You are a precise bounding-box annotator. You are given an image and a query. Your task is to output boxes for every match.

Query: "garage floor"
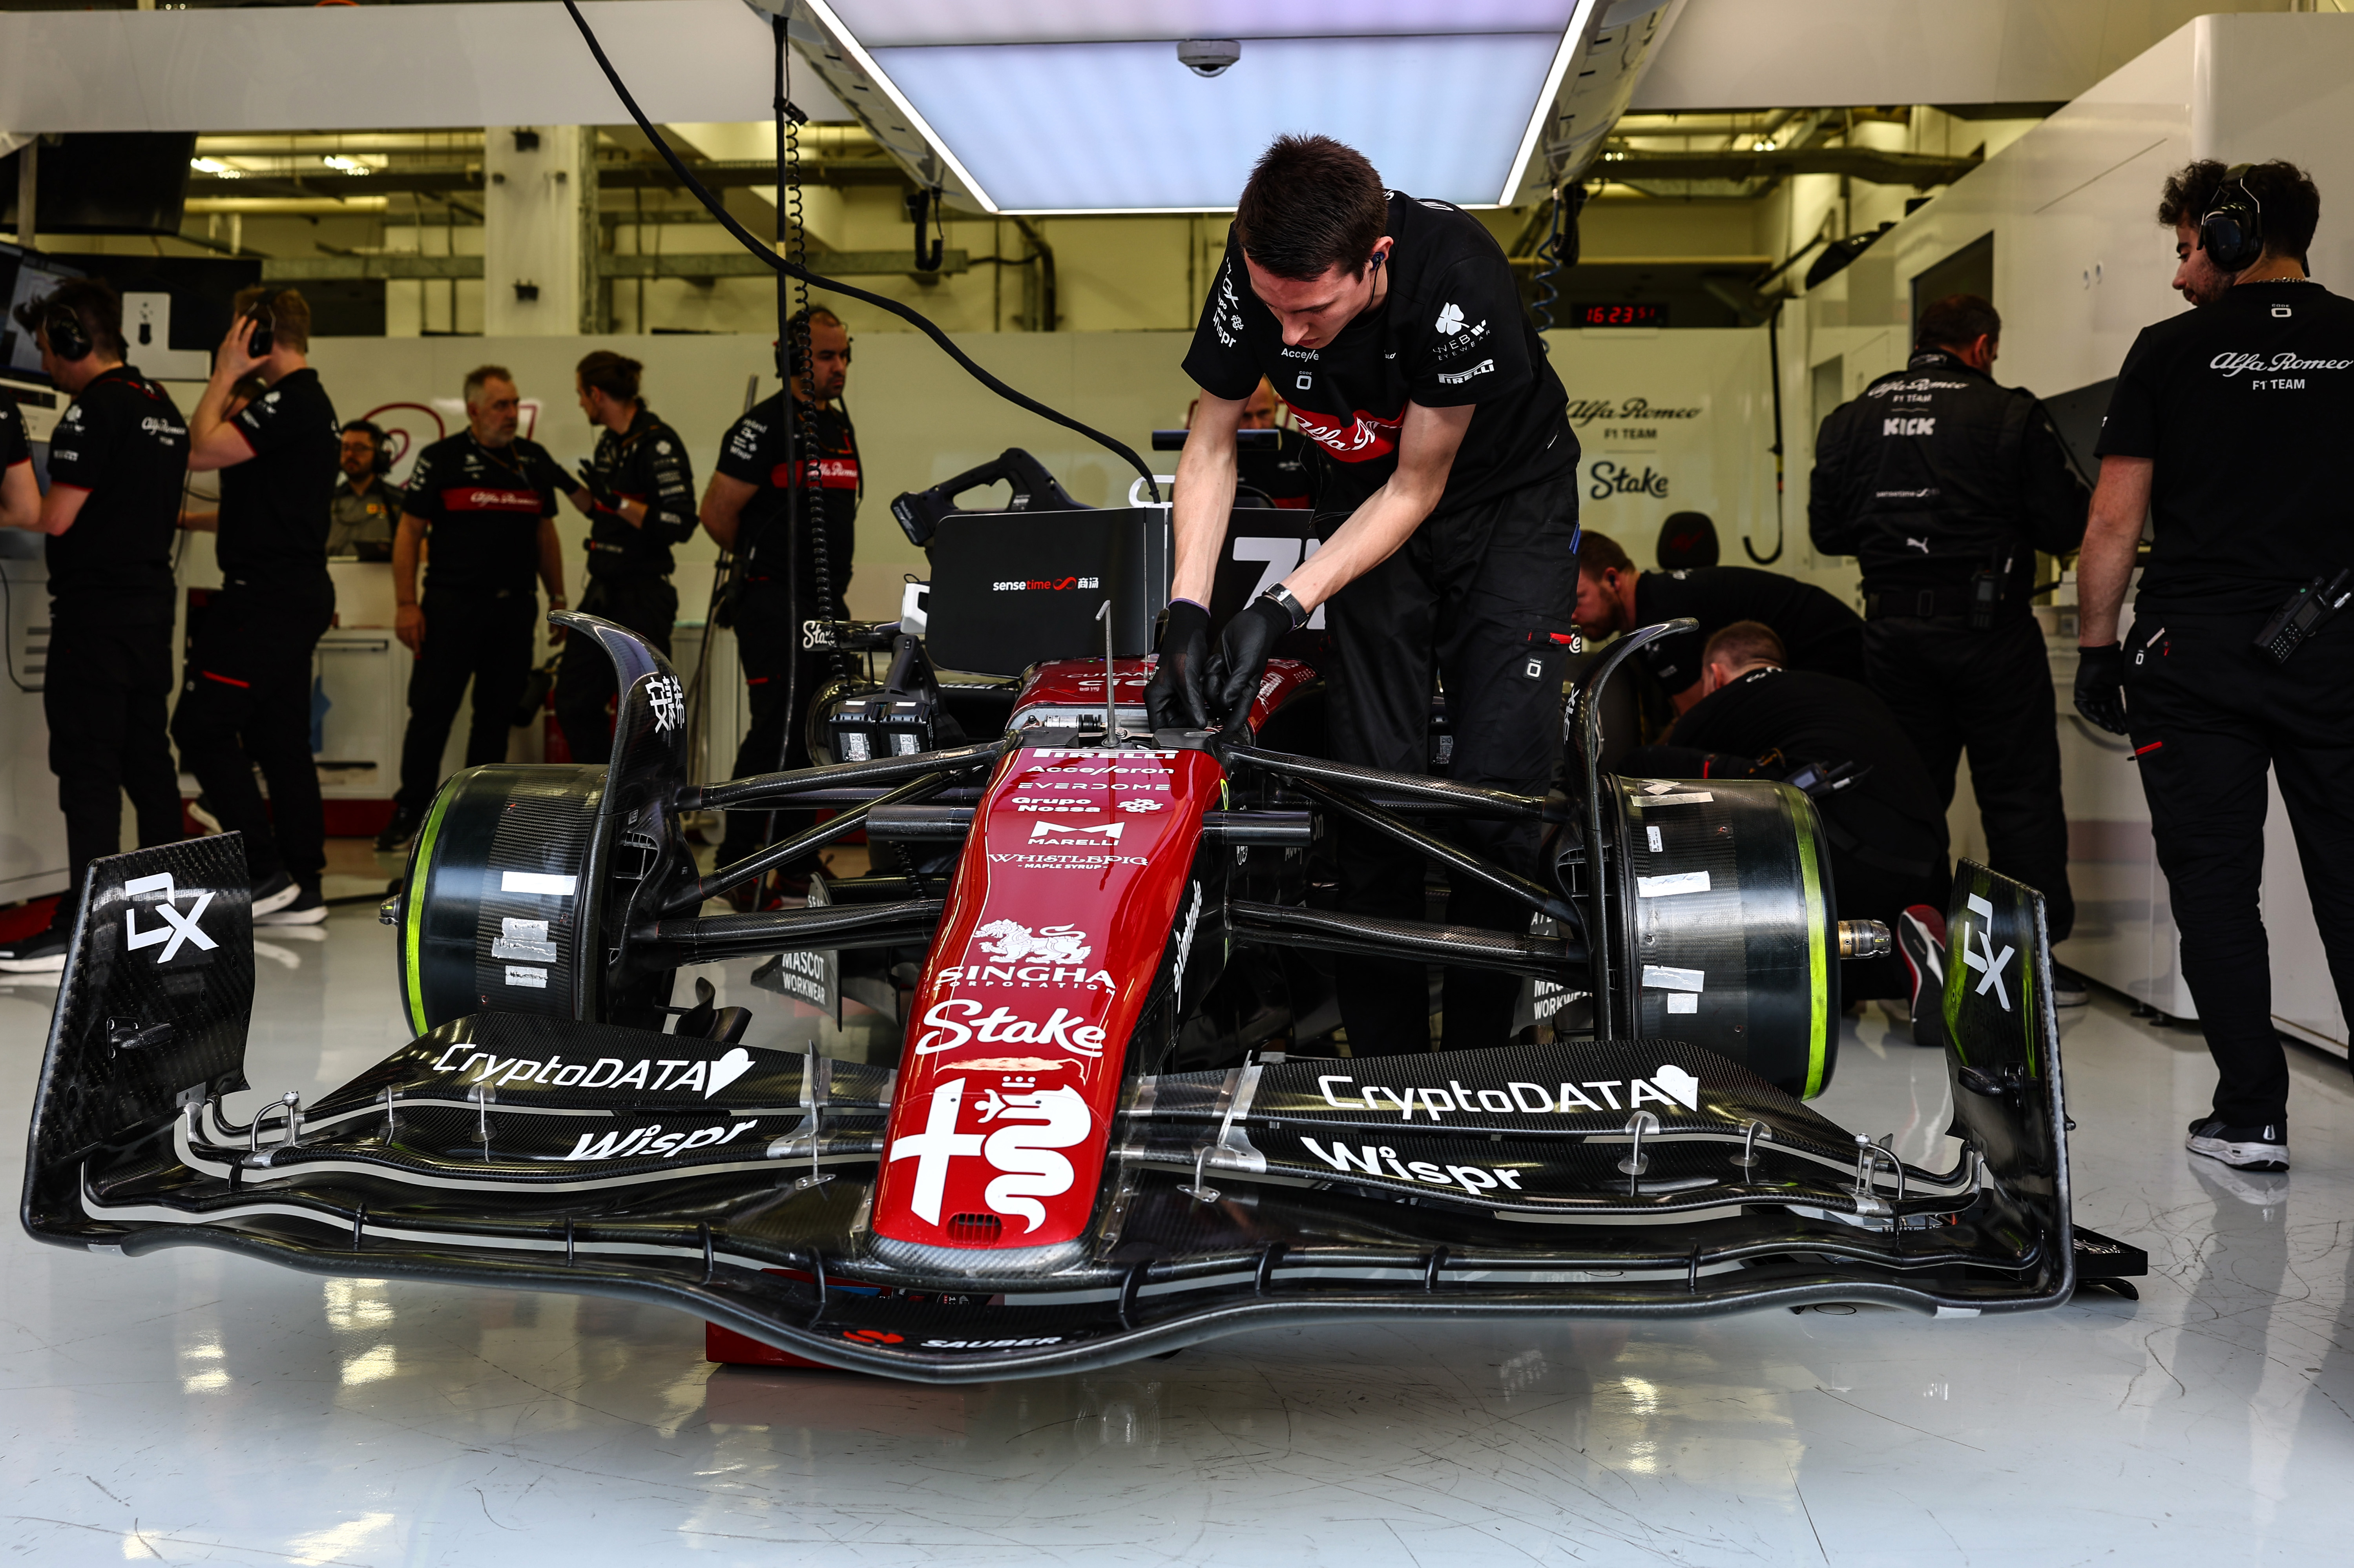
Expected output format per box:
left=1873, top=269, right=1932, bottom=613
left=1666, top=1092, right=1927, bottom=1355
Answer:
left=4, top=901, right=2350, bottom=1566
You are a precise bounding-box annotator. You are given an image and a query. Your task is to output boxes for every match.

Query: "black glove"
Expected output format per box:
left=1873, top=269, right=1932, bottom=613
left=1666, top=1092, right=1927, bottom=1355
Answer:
left=1205, top=597, right=1291, bottom=733
left=575, top=461, right=620, bottom=514
left=2073, top=642, right=2130, bottom=735
left=1144, top=598, right=1213, bottom=730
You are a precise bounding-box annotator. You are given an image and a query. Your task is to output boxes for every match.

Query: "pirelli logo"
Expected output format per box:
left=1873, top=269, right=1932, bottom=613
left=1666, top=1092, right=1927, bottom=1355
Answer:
left=1883, top=416, right=1936, bottom=436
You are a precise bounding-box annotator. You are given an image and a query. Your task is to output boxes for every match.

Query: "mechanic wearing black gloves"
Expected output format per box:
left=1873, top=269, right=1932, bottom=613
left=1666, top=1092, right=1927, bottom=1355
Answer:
left=702, top=306, right=860, bottom=903
left=2076, top=159, right=2354, bottom=1176
left=1152, top=135, right=1582, bottom=1056
left=176, top=288, right=342, bottom=925
left=1569, top=531, right=1863, bottom=713
left=1810, top=293, right=2089, bottom=970
left=1623, top=622, right=1950, bottom=1020
left=553, top=351, right=696, bottom=764
left=0, top=281, right=188, bottom=974
left=376, top=366, right=575, bottom=852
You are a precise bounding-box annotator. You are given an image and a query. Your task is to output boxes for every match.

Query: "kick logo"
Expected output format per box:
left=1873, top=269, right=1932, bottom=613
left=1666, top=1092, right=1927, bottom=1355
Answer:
left=1960, top=892, right=2015, bottom=1011
left=123, top=872, right=217, bottom=963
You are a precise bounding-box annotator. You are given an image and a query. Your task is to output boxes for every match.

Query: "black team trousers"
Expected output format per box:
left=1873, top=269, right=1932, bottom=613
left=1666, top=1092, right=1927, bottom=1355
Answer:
left=719, top=573, right=847, bottom=867
left=393, top=588, right=539, bottom=812
left=1863, top=612, right=2075, bottom=941
left=1322, top=473, right=1582, bottom=1056
left=554, top=575, right=677, bottom=766
left=44, top=605, right=184, bottom=920
left=2125, top=612, right=2354, bottom=1129
left=171, top=578, right=334, bottom=887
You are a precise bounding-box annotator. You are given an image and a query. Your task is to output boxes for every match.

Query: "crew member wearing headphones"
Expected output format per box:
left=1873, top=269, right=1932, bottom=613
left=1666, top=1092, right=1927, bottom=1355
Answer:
left=2075, top=159, right=2354, bottom=1176
left=175, top=288, right=343, bottom=925
left=1150, top=135, right=1582, bottom=1055
left=1809, top=294, right=2090, bottom=997
left=376, top=366, right=577, bottom=853
left=0, top=281, right=189, bottom=973
left=701, top=306, right=859, bottom=906
left=328, top=419, right=402, bottom=558
left=554, top=351, right=697, bottom=764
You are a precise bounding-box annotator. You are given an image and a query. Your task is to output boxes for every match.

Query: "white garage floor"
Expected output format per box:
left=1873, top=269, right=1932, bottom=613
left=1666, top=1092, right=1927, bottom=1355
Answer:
left=4, top=904, right=2352, bottom=1566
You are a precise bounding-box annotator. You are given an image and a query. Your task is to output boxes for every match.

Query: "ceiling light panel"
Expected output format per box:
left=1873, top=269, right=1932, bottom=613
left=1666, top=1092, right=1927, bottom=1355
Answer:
left=868, top=35, right=1560, bottom=212
left=828, top=1, right=1577, bottom=47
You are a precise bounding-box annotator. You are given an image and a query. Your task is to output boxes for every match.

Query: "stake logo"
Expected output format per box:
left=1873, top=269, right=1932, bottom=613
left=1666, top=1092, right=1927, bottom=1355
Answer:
left=1960, top=892, right=2016, bottom=1012
left=912, top=1001, right=1108, bottom=1057
left=123, top=872, right=217, bottom=963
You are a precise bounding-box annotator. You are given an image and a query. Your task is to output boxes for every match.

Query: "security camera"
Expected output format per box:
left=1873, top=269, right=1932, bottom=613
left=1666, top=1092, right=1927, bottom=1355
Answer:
left=1177, top=39, right=1241, bottom=77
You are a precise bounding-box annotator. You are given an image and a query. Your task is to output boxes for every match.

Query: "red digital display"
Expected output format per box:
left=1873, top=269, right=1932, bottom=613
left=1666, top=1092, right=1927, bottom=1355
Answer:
left=1576, top=303, right=1669, bottom=328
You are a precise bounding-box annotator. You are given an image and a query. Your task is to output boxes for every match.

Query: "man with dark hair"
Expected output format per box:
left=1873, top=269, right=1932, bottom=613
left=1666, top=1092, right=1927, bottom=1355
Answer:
left=176, top=287, right=342, bottom=924
left=554, top=350, right=696, bottom=764
left=1810, top=293, right=2089, bottom=992
left=1151, top=133, right=1582, bottom=1055
left=1570, top=529, right=1864, bottom=708
left=1624, top=620, right=1950, bottom=1012
left=376, top=365, right=581, bottom=851
left=0, top=279, right=188, bottom=973
left=328, top=419, right=402, bottom=558
left=2074, top=157, right=2354, bottom=1176
left=703, top=306, right=859, bottom=904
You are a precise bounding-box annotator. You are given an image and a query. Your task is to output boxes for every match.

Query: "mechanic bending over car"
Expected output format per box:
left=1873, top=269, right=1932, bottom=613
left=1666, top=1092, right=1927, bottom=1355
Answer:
left=176, top=287, right=342, bottom=928
left=1148, top=133, right=1583, bottom=1057
left=1622, top=621, right=1950, bottom=1023
left=376, top=365, right=584, bottom=853
left=553, top=351, right=696, bottom=765
left=1810, top=293, right=2090, bottom=995
left=2075, top=158, right=2354, bottom=1177
left=1569, top=530, right=1864, bottom=715
left=701, top=305, right=861, bottom=906
left=0, top=279, right=188, bottom=974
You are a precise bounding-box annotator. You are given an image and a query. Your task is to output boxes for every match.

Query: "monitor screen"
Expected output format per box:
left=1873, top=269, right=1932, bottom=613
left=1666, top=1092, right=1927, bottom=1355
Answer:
left=0, top=242, right=86, bottom=385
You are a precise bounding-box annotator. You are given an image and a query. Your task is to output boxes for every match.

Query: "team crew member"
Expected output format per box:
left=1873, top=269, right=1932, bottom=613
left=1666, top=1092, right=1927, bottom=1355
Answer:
left=1810, top=293, right=2090, bottom=959
left=2075, top=159, right=2354, bottom=1175
left=1237, top=377, right=1318, bottom=508
left=1, top=388, right=36, bottom=530
left=327, top=419, right=402, bottom=558
left=376, top=366, right=576, bottom=851
left=1569, top=531, right=1865, bottom=708
left=554, top=352, right=696, bottom=764
left=0, top=281, right=187, bottom=973
left=1151, top=135, right=1583, bottom=1056
left=702, top=306, right=859, bottom=898
left=176, top=288, right=342, bottom=924
left=1624, top=622, right=1950, bottom=1013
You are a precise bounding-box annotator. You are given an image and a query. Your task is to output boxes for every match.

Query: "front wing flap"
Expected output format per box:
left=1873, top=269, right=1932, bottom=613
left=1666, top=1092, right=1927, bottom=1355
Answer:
left=24, top=850, right=2135, bottom=1382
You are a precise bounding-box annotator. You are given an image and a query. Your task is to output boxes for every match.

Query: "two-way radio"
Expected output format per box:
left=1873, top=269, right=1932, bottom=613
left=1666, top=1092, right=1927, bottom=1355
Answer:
left=2253, top=565, right=2353, bottom=664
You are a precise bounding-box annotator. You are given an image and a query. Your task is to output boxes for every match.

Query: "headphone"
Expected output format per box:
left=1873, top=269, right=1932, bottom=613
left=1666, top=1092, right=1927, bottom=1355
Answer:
left=345, top=419, right=393, bottom=475
left=41, top=299, right=92, bottom=363
left=779, top=306, right=850, bottom=380
left=2199, top=164, right=2266, bottom=273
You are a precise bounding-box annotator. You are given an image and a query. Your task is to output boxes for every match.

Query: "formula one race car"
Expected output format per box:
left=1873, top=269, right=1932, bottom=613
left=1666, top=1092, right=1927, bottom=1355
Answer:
left=22, top=566, right=2144, bottom=1382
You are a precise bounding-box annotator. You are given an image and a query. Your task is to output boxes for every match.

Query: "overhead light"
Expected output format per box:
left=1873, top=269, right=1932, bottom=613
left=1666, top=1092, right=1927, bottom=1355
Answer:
left=1752, top=139, right=1774, bottom=152
left=323, top=155, right=372, bottom=175
left=804, top=0, right=1600, bottom=214
left=190, top=157, right=240, bottom=177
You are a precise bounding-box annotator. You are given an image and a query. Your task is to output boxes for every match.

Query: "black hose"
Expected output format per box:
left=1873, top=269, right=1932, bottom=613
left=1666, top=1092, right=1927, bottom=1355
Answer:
left=1745, top=299, right=1787, bottom=564
left=558, top=0, right=1159, bottom=503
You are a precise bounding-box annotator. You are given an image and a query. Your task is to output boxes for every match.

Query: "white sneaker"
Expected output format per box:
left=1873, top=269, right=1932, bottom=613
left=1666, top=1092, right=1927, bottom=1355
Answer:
left=250, top=871, right=301, bottom=918
left=255, top=883, right=326, bottom=925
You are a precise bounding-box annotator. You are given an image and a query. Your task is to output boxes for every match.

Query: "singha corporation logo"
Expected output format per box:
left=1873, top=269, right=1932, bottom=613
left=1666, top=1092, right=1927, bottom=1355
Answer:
left=644, top=674, right=685, bottom=736
left=973, top=920, right=1092, bottom=966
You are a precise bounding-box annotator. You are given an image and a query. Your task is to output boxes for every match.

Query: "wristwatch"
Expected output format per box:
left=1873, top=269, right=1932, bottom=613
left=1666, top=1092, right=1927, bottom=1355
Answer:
left=1259, top=583, right=1308, bottom=630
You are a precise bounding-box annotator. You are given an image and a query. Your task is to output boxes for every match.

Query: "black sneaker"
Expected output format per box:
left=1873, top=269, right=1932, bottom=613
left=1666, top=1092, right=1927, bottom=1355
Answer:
left=374, top=807, right=420, bottom=853
left=188, top=794, right=223, bottom=835
left=255, top=882, right=326, bottom=926
left=1896, top=904, right=1946, bottom=1048
left=2052, top=963, right=2091, bottom=1008
left=2186, top=1118, right=2289, bottom=1172
left=251, top=870, right=300, bottom=919
left=0, top=924, right=71, bottom=974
